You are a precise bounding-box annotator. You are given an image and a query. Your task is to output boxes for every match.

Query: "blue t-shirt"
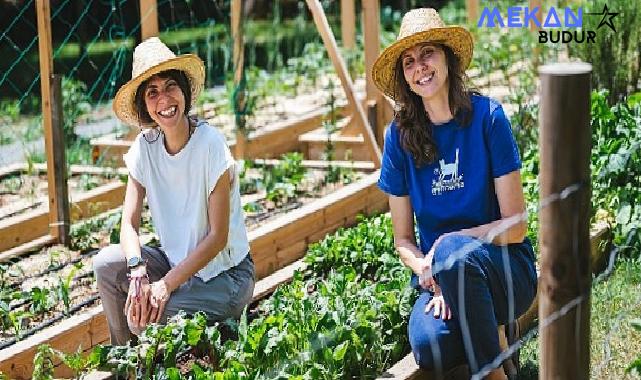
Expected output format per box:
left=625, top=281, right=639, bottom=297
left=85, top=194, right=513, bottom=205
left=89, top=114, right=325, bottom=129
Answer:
left=378, top=95, right=522, bottom=254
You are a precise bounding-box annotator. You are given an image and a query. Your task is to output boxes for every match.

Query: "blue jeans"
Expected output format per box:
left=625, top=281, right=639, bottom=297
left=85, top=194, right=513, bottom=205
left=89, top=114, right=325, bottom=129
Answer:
left=408, top=235, right=537, bottom=375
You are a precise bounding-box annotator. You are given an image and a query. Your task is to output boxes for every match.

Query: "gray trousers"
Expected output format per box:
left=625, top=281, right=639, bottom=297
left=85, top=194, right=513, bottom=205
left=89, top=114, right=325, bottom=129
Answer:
left=92, top=244, right=255, bottom=345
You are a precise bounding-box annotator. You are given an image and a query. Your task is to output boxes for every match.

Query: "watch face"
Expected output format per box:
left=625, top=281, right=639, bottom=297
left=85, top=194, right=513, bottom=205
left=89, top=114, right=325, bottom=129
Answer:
left=128, top=256, right=143, bottom=268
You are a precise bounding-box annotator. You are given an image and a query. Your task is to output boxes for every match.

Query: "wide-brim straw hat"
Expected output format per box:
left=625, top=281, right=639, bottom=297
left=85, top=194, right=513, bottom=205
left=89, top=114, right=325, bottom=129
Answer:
left=113, top=37, right=205, bottom=127
left=372, top=8, right=473, bottom=100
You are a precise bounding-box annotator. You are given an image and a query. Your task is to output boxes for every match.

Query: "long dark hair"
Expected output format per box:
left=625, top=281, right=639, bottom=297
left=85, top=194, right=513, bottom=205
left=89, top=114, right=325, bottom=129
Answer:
left=134, top=69, right=192, bottom=126
left=393, top=44, right=474, bottom=167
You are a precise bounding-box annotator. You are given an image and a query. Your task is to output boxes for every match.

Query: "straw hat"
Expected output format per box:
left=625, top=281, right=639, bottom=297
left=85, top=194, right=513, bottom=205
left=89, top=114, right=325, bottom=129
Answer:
left=113, top=37, right=205, bottom=127
left=372, top=8, right=473, bottom=100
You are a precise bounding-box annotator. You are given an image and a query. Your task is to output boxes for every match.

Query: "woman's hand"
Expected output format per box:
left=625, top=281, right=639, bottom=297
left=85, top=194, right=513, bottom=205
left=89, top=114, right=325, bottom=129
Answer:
left=125, top=274, right=151, bottom=329
left=419, top=232, right=453, bottom=290
left=148, top=280, right=171, bottom=323
left=425, top=285, right=452, bottom=320
left=418, top=253, right=435, bottom=290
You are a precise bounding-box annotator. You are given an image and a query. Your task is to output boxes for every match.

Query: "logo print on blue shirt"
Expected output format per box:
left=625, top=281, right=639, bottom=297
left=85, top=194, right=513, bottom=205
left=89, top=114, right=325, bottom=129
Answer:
left=432, top=148, right=465, bottom=195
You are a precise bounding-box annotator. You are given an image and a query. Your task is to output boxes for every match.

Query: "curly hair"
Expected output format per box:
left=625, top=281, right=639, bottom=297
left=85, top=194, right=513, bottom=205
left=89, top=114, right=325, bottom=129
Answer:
left=392, top=44, right=474, bottom=167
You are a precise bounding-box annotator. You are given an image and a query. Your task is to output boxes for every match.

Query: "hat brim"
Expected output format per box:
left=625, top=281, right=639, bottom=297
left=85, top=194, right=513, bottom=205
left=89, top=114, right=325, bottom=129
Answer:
left=372, top=26, right=473, bottom=101
left=113, top=54, right=206, bottom=128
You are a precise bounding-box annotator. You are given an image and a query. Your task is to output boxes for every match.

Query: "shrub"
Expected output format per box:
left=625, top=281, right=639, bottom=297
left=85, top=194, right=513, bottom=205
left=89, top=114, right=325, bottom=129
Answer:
left=568, top=0, right=641, bottom=102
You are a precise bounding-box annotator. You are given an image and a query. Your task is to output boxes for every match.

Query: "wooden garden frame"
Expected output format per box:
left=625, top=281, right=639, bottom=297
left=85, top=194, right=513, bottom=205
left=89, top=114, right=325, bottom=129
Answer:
left=90, top=103, right=352, bottom=167
left=0, top=171, right=388, bottom=379
left=0, top=164, right=127, bottom=254
left=0, top=218, right=612, bottom=380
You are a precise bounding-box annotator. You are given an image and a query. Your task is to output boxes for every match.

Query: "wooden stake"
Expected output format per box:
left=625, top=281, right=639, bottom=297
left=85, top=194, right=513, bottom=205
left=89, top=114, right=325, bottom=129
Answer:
left=306, top=0, right=382, bottom=167
left=538, top=62, right=592, bottom=380
left=36, top=0, right=66, bottom=244
left=530, top=0, right=542, bottom=68
left=139, top=0, right=159, bottom=40
left=466, top=0, right=479, bottom=25
left=232, top=0, right=246, bottom=159
left=362, top=0, right=386, bottom=147
left=50, top=75, right=70, bottom=245
left=362, top=0, right=380, bottom=104
left=529, top=0, right=542, bottom=31
left=341, top=0, right=356, bottom=49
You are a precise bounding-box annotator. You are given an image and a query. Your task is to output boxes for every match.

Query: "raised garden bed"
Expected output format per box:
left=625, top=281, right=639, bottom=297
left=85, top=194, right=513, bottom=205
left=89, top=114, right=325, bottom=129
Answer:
left=0, top=169, right=387, bottom=379
left=0, top=165, right=125, bottom=221
left=0, top=207, right=614, bottom=380
left=23, top=214, right=409, bottom=379
left=0, top=164, right=128, bottom=253
left=91, top=77, right=367, bottom=166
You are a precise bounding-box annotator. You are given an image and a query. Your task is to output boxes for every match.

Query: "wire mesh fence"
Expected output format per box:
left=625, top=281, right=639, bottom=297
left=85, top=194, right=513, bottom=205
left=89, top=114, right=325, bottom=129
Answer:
left=0, top=0, right=336, bottom=168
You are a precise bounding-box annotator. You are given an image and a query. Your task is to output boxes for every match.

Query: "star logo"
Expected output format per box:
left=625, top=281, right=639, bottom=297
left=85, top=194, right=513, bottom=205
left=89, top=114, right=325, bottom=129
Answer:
left=586, top=4, right=619, bottom=32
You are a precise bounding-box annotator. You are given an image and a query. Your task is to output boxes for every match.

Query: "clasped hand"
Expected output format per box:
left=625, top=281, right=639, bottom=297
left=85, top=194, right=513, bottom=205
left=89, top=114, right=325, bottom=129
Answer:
left=420, top=235, right=452, bottom=320
left=125, top=276, right=170, bottom=329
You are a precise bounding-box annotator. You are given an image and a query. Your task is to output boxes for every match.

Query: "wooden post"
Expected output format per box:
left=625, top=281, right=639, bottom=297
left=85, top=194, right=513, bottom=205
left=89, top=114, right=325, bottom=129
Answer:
left=366, top=100, right=377, bottom=137
left=139, top=0, right=159, bottom=40
left=50, top=75, right=70, bottom=245
left=466, top=0, right=479, bottom=25
left=538, top=62, right=592, bottom=380
left=529, top=0, right=542, bottom=31
left=341, top=0, right=355, bottom=49
left=306, top=0, right=382, bottom=167
left=36, top=0, right=69, bottom=245
left=362, top=0, right=380, bottom=104
left=232, top=0, right=246, bottom=159
left=362, top=0, right=385, bottom=148
left=530, top=0, right=542, bottom=67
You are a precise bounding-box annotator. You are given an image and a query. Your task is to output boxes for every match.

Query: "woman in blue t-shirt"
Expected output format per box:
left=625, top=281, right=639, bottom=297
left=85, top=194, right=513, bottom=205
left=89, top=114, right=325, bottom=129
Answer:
left=372, top=8, right=537, bottom=380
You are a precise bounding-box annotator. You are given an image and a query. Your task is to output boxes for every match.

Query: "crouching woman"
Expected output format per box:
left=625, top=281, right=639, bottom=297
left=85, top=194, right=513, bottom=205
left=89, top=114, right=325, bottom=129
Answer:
left=93, top=37, right=255, bottom=345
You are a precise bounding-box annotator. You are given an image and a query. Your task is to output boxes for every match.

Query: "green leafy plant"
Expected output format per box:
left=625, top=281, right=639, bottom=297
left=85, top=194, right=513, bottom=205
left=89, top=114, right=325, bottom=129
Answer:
left=47, top=247, right=70, bottom=269
left=66, top=214, right=415, bottom=378
left=61, top=77, right=91, bottom=145
left=56, top=267, right=78, bottom=316
left=260, top=152, right=307, bottom=205
left=590, top=90, right=641, bottom=254
left=507, top=67, right=538, bottom=155
left=265, top=182, right=296, bottom=205
left=626, top=319, right=641, bottom=375
left=60, top=346, right=91, bottom=379
left=0, top=99, right=20, bottom=145
left=568, top=0, right=641, bottom=102
left=76, top=173, right=101, bottom=191
left=323, top=80, right=342, bottom=184
left=32, top=344, right=56, bottom=380
left=70, top=214, right=106, bottom=252
left=7, top=310, right=31, bottom=339
left=266, top=152, right=306, bottom=190
left=243, top=201, right=263, bottom=213
left=28, top=286, right=57, bottom=317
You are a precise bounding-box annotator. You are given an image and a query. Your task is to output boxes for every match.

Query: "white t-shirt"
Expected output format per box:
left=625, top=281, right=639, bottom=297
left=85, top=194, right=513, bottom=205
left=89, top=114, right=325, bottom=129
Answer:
left=123, top=120, right=250, bottom=282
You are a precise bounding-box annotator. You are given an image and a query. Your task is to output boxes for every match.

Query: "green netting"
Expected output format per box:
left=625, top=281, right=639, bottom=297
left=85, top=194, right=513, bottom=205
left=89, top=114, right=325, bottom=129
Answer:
left=0, top=0, right=359, bottom=167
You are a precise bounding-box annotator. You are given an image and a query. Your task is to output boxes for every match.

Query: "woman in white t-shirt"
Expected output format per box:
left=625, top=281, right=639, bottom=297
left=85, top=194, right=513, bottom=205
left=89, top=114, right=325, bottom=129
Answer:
left=93, top=37, right=255, bottom=345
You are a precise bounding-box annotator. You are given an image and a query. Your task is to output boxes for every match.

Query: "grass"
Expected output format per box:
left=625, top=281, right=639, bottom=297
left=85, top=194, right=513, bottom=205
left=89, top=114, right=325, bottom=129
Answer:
left=519, top=258, right=641, bottom=379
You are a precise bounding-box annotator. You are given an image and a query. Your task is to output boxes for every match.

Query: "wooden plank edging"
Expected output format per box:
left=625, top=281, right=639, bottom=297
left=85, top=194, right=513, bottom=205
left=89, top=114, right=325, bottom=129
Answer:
left=0, top=181, right=126, bottom=252
left=0, top=258, right=308, bottom=380
left=90, top=104, right=350, bottom=166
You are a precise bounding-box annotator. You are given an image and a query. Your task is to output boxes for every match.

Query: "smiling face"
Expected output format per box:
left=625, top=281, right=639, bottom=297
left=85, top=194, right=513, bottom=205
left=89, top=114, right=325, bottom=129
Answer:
left=401, top=43, right=449, bottom=102
left=142, top=74, right=187, bottom=131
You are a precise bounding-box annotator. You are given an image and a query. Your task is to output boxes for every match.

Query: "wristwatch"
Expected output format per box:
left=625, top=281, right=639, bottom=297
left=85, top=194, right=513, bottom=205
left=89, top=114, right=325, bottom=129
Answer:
left=127, top=256, right=145, bottom=270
